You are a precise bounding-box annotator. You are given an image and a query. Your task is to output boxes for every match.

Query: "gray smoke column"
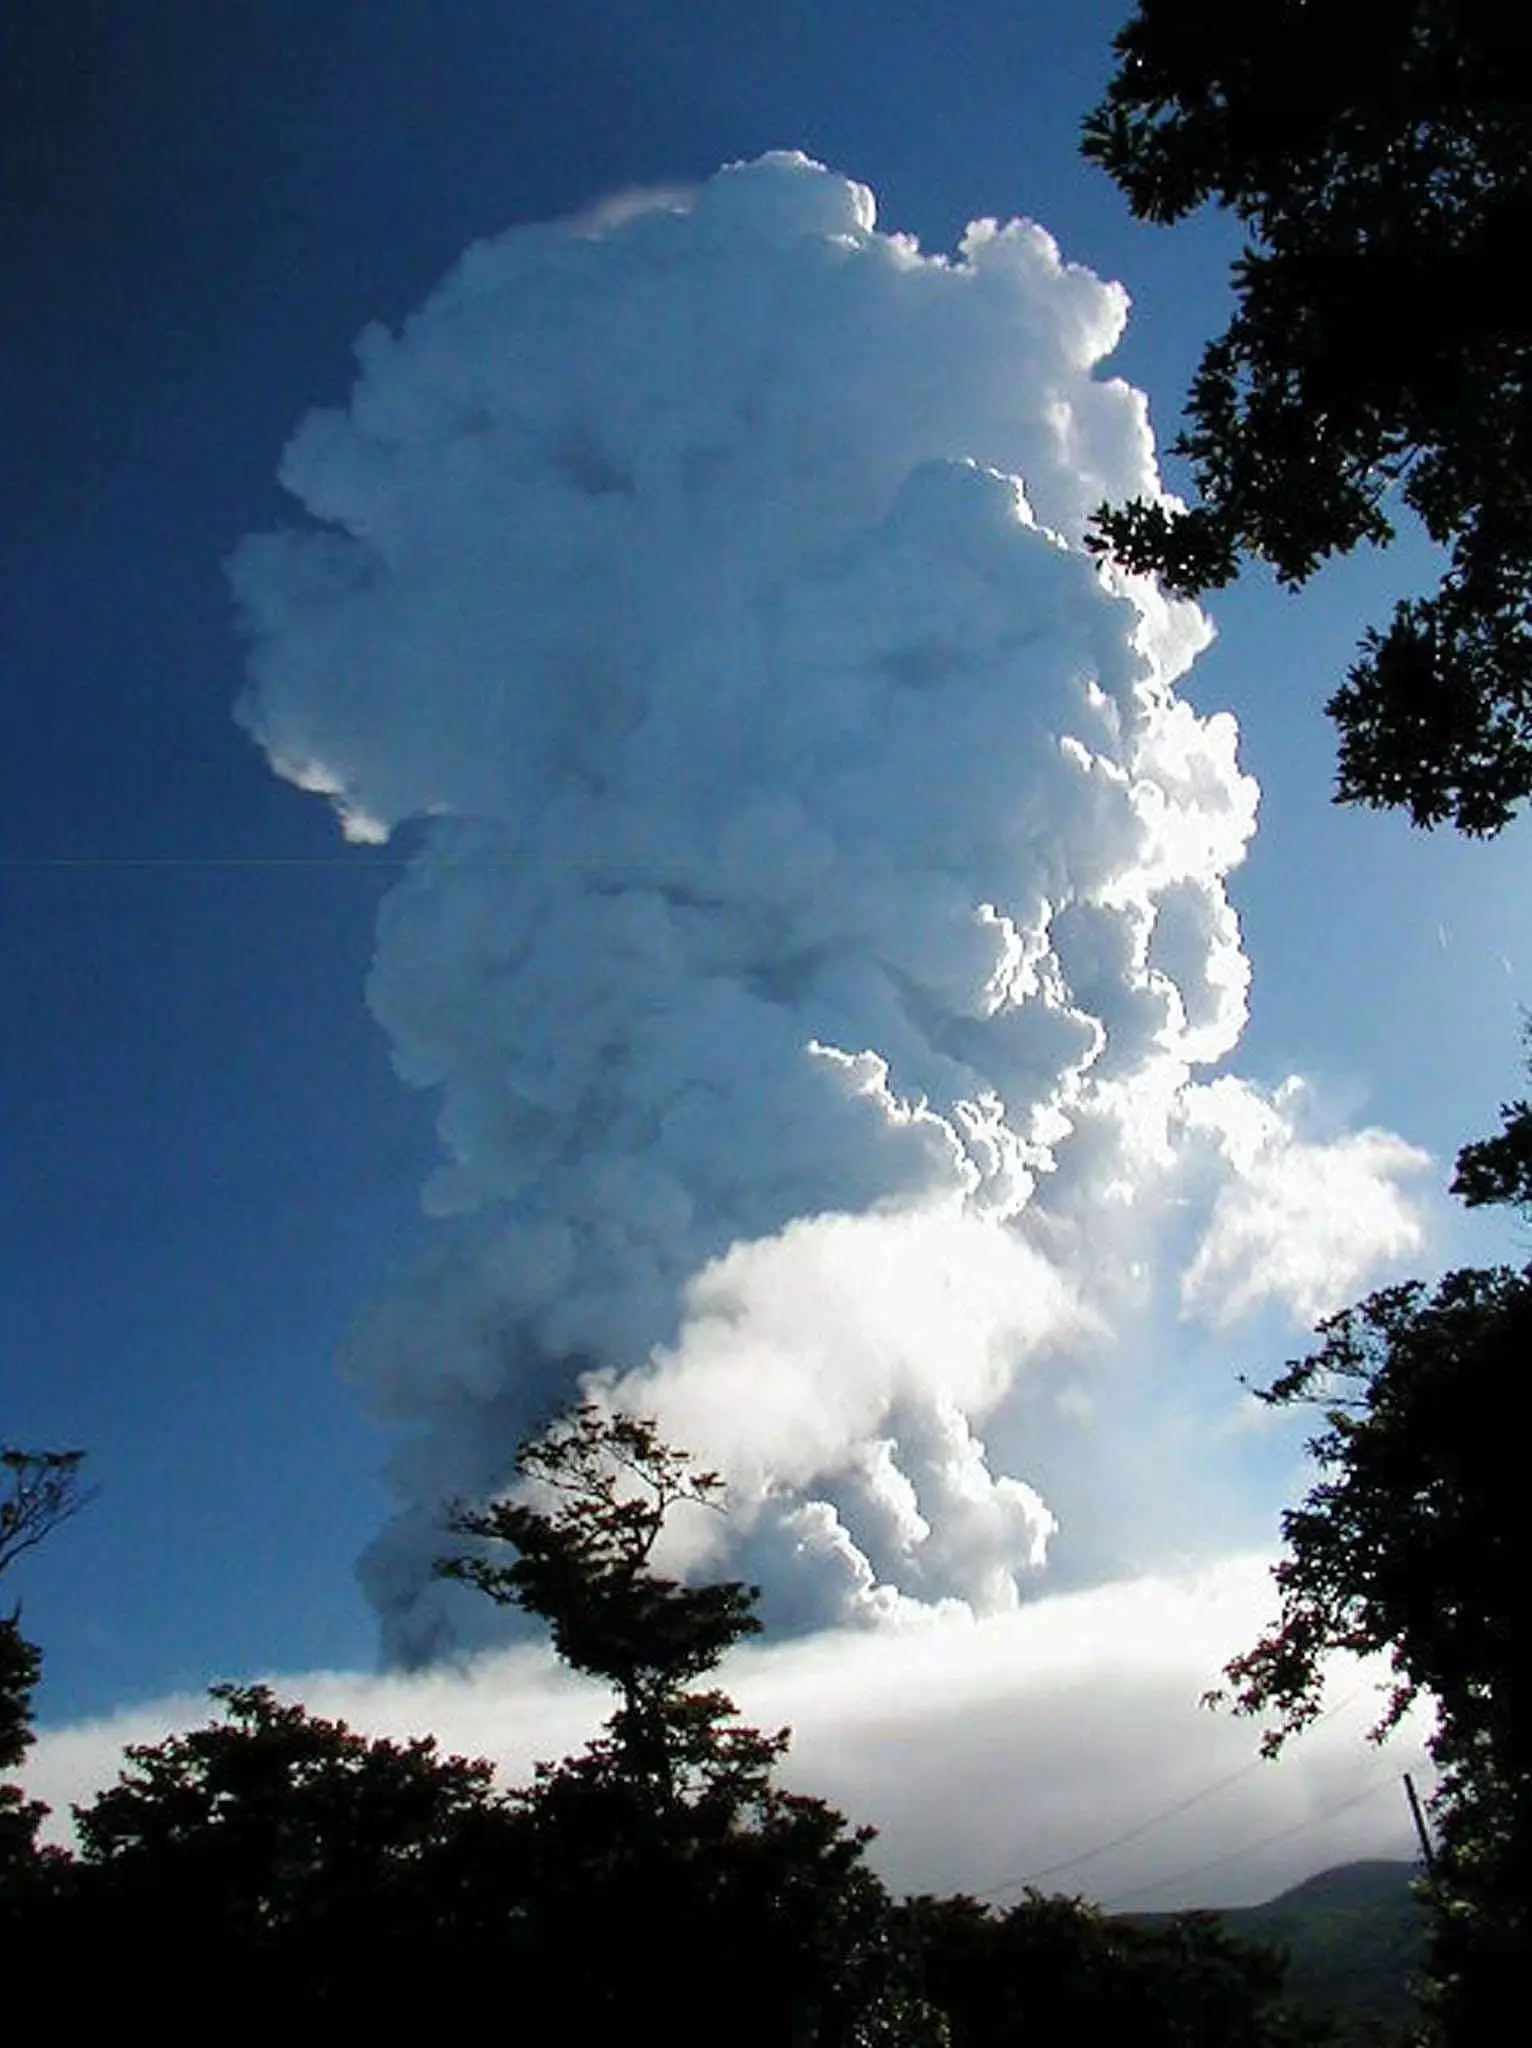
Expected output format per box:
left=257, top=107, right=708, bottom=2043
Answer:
left=231, top=155, right=1420, bottom=1664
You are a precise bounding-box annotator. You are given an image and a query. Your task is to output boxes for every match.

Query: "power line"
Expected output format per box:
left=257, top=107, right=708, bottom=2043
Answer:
left=0, top=854, right=480, bottom=872
left=1098, top=1771, right=1405, bottom=1912
left=973, top=1753, right=1274, bottom=1901
left=972, top=1686, right=1366, bottom=1904
left=1, top=856, right=410, bottom=871
left=0, top=852, right=696, bottom=874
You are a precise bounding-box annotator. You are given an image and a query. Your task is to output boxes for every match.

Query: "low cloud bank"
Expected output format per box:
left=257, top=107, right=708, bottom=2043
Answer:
left=29, top=1556, right=1429, bottom=1910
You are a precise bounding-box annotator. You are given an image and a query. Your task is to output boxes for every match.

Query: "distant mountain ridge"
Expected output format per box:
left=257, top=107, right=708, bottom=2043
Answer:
left=1129, top=1860, right=1427, bottom=2024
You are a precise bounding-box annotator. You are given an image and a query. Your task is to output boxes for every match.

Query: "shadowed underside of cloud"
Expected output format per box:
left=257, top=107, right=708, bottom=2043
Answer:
left=229, top=152, right=1430, bottom=1665
left=28, top=1559, right=1429, bottom=1911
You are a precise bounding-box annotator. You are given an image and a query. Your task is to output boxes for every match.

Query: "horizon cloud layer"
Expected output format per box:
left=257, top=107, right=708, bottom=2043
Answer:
left=26, top=1559, right=1430, bottom=1911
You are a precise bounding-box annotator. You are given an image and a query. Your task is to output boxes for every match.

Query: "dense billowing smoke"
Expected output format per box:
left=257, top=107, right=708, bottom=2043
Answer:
left=232, top=155, right=1425, bottom=1664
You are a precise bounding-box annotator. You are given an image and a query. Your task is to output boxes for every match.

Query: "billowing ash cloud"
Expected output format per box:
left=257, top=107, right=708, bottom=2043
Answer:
left=231, top=155, right=1426, bottom=1664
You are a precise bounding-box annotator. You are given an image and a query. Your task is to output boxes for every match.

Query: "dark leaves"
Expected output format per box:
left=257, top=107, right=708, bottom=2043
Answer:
left=1084, top=1, right=1532, bottom=832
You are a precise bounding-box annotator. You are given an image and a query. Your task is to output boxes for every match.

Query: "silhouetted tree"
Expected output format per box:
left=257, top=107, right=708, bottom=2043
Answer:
left=1, top=1446, right=91, bottom=1922
left=900, top=1888, right=1312, bottom=2045
left=1448, top=1058, right=1532, bottom=1212
left=1212, top=1271, right=1528, bottom=2042
left=439, top=1399, right=946, bottom=2045
left=441, top=1400, right=763, bottom=1808
left=0, top=1448, right=91, bottom=1581
left=64, top=1683, right=527, bottom=2025
left=1212, top=1081, right=1532, bottom=2041
left=0, top=1618, right=48, bottom=1909
left=21, top=1409, right=940, bottom=2038
left=1084, top=1, right=1532, bottom=833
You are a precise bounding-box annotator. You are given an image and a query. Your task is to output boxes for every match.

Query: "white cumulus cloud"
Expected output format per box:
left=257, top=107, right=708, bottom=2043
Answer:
left=1180, top=1078, right=1430, bottom=1328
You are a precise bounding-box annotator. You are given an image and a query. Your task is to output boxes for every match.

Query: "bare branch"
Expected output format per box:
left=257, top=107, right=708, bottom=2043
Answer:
left=0, top=1447, right=94, bottom=1580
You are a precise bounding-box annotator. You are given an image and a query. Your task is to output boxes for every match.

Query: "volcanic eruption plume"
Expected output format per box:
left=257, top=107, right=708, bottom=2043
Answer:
left=231, top=155, right=1424, bottom=1664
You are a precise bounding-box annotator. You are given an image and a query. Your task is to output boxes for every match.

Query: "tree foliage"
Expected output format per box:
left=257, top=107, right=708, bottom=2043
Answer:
left=64, top=1683, right=527, bottom=2025
left=900, top=1888, right=1320, bottom=2046
left=440, top=1399, right=764, bottom=1805
left=8, top=1398, right=1424, bottom=2038
left=1214, top=1269, right=1524, bottom=1759
left=1, top=1446, right=90, bottom=1908
left=0, top=1618, right=47, bottom=1895
left=1212, top=1087, right=1531, bottom=2040
left=1448, top=1089, right=1532, bottom=1211
left=437, top=1399, right=946, bottom=2044
left=1084, top=1, right=1532, bottom=833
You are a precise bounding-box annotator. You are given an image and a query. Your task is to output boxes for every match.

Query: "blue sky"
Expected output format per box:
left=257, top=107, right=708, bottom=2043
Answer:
left=3, top=0, right=1524, bottom=1902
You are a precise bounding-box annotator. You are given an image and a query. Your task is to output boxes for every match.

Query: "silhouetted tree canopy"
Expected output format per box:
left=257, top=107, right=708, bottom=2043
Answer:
left=1084, top=1, right=1532, bottom=833
left=1448, top=1037, right=1532, bottom=1209
left=438, top=1400, right=947, bottom=2044
left=7, top=1401, right=1428, bottom=2040
left=21, top=1407, right=951, bottom=2039
left=1215, top=1271, right=1524, bottom=1760
left=0, top=1617, right=48, bottom=1901
left=1, top=1446, right=90, bottom=1920
left=1212, top=1085, right=1532, bottom=2041
left=0, top=1622, right=39, bottom=1786
left=440, top=1400, right=765, bottom=1806
left=900, top=1888, right=1327, bottom=2045
left=66, top=1682, right=526, bottom=2023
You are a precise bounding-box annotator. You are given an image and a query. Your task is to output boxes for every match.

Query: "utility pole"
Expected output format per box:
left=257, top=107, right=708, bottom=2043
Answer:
left=1403, top=1772, right=1437, bottom=1879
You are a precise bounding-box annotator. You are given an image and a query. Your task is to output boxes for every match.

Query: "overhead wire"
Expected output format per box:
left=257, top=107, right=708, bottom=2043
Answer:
left=970, top=1685, right=1371, bottom=1904
left=1099, top=1769, right=1407, bottom=1912
left=2, top=855, right=412, bottom=870
left=0, top=852, right=704, bottom=874
left=972, top=1753, right=1278, bottom=1902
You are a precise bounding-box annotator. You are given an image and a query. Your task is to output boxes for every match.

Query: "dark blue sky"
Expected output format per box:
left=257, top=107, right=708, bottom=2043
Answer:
left=4, top=1, right=1526, bottom=1722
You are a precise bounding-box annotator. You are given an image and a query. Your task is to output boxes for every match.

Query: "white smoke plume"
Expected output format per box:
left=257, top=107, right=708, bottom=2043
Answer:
left=231, top=154, right=1427, bottom=1664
